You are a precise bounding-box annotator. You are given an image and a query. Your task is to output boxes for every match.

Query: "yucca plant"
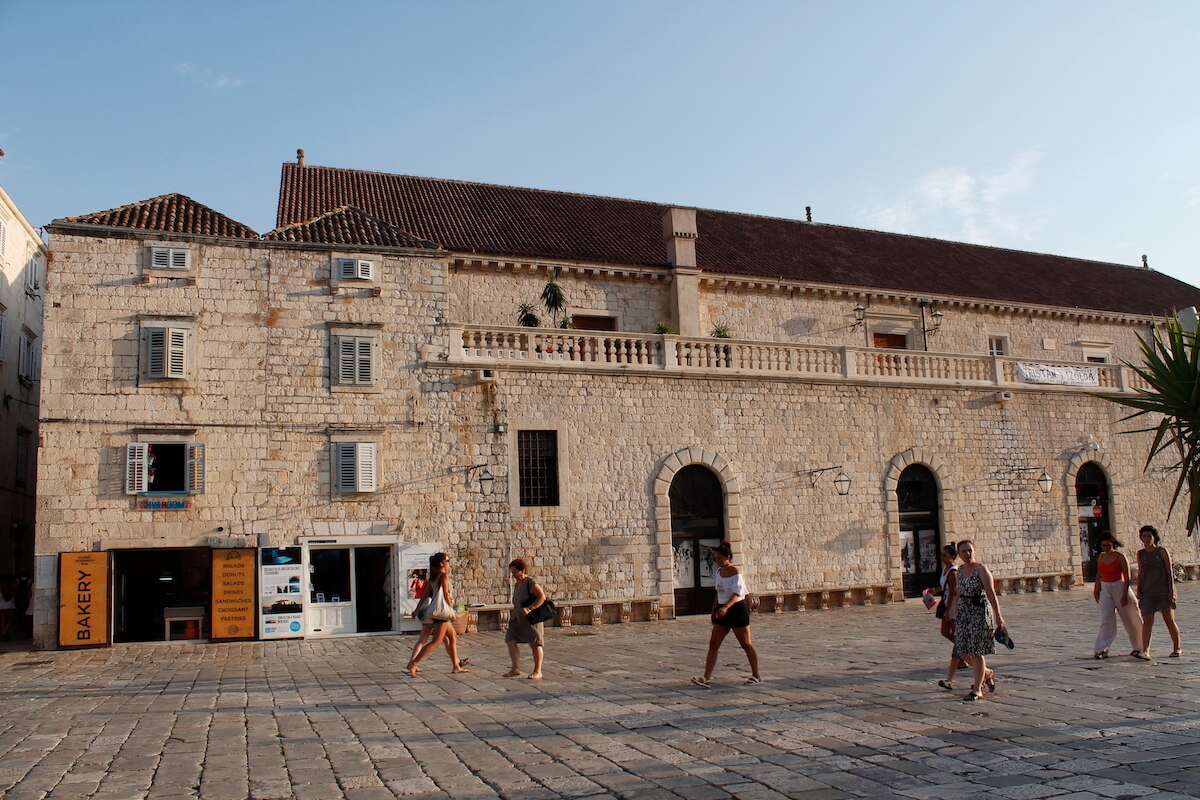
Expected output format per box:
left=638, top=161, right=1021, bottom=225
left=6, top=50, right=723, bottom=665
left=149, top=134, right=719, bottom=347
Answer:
left=1108, top=317, right=1200, bottom=535
left=541, top=269, right=569, bottom=329
left=516, top=302, right=540, bottom=328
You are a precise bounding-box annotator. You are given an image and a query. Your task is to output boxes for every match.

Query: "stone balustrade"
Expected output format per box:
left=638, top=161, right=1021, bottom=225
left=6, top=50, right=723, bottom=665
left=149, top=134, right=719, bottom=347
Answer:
left=447, top=324, right=1144, bottom=393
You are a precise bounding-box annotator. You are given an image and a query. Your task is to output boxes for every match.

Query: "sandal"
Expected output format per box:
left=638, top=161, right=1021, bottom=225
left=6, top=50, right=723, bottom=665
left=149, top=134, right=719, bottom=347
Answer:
left=1133, top=651, right=1151, bottom=661
left=745, top=676, right=762, bottom=685
left=984, top=670, right=996, bottom=693
left=964, top=691, right=983, bottom=702
left=458, top=658, right=470, bottom=669
left=1170, top=651, right=1183, bottom=658
left=1093, top=650, right=1108, bottom=659
left=691, top=676, right=712, bottom=688
left=937, top=680, right=953, bottom=691
left=1129, top=650, right=1141, bottom=658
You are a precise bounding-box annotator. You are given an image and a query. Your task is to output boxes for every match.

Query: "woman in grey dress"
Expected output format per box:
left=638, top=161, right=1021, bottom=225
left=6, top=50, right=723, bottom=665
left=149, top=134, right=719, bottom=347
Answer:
left=504, top=558, right=546, bottom=680
left=1135, top=526, right=1182, bottom=659
left=953, top=540, right=1006, bottom=701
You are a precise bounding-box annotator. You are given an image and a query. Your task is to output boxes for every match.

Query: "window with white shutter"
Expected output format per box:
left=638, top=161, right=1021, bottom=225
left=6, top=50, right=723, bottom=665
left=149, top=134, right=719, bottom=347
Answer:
left=331, top=334, right=376, bottom=387
left=336, top=258, right=375, bottom=281
left=18, top=333, right=36, bottom=382
left=141, top=325, right=191, bottom=380
left=150, top=246, right=191, bottom=271
left=126, top=441, right=204, bottom=494
left=334, top=442, right=377, bottom=494
left=0, top=221, right=7, bottom=261
left=25, top=252, right=40, bottom=293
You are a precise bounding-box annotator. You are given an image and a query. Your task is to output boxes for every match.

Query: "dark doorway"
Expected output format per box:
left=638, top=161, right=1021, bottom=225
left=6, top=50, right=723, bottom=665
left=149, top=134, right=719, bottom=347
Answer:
left=1076, top=462, right=1111, bottom=582
left=670, top=464, right=724, bottom=615
left=354, top=546, right=393, bottom=632
left=897, top=465, right=942, bottom=598
left=112, top=548, right=211, bottom=642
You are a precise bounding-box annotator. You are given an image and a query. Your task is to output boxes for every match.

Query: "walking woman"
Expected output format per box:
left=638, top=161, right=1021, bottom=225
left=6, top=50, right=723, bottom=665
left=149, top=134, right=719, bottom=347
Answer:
left=692, top=542, right=761, bottom=687
left=407, top=553, right=469, bottom=677
left=934, top=543, right=965, bottom=690
left=1092, top=532, right=1142, bottom=659
left=1135, top=525, right=1182, bottom=659
left=504, top=558, right=546, bottom=680
left=954, top=540, right=1005, bottom=701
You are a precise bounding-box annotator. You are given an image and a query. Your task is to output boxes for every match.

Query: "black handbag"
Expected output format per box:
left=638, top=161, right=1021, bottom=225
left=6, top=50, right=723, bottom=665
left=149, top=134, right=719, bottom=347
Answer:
left=934, top=598, right=947, bottom=620
left=523, top=579, right=556, bottom=624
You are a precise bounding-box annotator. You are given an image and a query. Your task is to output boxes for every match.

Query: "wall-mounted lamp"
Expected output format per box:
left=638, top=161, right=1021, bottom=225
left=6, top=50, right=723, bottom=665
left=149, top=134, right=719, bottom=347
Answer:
left=460, top=464, right=496, bottom=496
left=994, top=466, right=1053, bottom=494
left=852, top=303, right=867, bottom=328
left=802, top=465, right=852, bottom=496
left=920, top=302, right=943, bottom=337
left=1037, top=470, right=1053, bottom=494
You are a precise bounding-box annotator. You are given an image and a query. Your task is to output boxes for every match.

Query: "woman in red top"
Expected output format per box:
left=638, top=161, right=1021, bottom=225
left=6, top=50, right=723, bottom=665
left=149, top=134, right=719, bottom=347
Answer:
left=1092, top=532, right=1142, bottom=659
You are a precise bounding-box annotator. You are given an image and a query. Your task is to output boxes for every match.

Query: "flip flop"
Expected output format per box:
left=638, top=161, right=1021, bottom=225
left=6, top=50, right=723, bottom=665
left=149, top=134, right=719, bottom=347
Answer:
left=691, top=676, right=712, bottom=688
left=745, top=676, right=762, bottom=685
left=964, top=691, right=983, bottom=702
left=1133, top=652, right=1151, bottom=661
left=458, top=658, right=470, bottom=668
left=937, top=680, right=953, bottom=691
left=1170, top=651, right=1183, bottom=658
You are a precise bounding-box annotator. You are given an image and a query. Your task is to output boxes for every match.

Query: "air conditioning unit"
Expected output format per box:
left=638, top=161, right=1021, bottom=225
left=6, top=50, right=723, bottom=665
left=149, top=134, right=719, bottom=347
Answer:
left=995, top=391, right=1014, bottom=403
left=477, top=368, right=497, bottom=384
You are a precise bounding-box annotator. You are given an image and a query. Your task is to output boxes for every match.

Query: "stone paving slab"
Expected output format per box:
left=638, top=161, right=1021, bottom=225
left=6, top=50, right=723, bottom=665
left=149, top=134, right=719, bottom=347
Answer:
left=0, top=584, right=1195, bottom=799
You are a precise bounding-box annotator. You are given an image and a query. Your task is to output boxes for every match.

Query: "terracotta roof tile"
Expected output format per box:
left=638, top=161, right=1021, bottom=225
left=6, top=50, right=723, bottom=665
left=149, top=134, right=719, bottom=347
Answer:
left=276, top=163, right=1200, bottom=317
left=263, top=205, right=439, bottom=249
left=56, top=193, right=258, bottom=240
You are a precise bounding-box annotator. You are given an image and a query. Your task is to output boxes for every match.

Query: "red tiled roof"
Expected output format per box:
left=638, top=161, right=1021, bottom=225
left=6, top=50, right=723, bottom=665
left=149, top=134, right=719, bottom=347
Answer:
left=263, top=205, right=439, bottom=249
left=276, top=163, right=1200, bottom=316
left=55, top=193, right=258, bottom=240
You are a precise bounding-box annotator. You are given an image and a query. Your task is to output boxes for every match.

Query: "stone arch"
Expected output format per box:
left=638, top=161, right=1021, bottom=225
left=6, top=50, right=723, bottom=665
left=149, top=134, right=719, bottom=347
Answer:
left=883, top=448, right=957, bottom=601
left=1065, top=450, right=1119, bottom=585
left=652, top=448, right=742, bottom=619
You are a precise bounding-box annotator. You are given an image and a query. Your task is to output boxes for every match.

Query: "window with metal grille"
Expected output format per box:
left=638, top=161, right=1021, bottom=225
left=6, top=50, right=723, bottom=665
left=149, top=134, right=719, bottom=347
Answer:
left=517, top=430, right=559, bottom=506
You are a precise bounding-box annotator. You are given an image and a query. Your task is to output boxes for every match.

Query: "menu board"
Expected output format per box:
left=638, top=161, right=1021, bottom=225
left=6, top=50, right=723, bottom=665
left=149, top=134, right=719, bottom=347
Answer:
left=211, top=548, right=256, bottom=640
left=260, top=547, right=305, bottom=639
left=58, top=552, right=109, bottom=648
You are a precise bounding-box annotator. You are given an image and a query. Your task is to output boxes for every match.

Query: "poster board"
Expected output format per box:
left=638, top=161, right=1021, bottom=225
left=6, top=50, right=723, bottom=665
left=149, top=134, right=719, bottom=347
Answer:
left=211, top=548, right=256, bottom=640
left=398, top=543, right=442, bottom=632
left=259, top=547, right=305, bottom=639
left=58, top=552, right=109, bottom=648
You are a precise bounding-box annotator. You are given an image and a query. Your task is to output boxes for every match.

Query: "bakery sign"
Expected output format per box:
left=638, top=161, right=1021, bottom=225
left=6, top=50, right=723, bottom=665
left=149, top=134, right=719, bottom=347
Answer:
left=58, top=552, right=110, bottom=648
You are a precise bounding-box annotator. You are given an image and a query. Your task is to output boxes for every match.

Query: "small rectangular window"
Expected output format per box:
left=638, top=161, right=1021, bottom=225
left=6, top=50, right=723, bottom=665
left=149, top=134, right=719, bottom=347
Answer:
left=18, top=333, right=36, bottom=382
left=336, top=258, right=375, bottom=281
left=125, top=442, right=205, bottom=494
left=332, top=334, right=376, bottom=386
left=25, top=253, right=40, bottom=293
left=150, top=247, right=191, bottom=270
left=988, top=336, right=1009, bottom=357
left=142, top=326, right=190, bottom=379
left=517, top=430, right=559, bottom=507
left=334, top=442, right=377, bottom=493
left=0, top=221, right=7, bottom=260
left=570, top=315, right=618, bottom=331
left=872, top=332, right=909, bottom=350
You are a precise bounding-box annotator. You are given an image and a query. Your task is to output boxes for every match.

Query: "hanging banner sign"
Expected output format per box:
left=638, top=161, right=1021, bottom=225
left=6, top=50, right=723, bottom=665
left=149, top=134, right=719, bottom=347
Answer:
left=260, top=547, right=305, bottom=639
left=211, top=548, right=256, bottom=640
left=58, top=552, right=110, bottom=648
left=1015, top=362, right=1099, bottom=387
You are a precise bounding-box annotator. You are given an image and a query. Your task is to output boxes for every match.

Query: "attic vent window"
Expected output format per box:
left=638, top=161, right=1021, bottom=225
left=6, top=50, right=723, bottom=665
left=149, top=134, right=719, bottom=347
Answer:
left=337, top=258, right=375, bottom=281
left=151, top=247, right=190, bottom=271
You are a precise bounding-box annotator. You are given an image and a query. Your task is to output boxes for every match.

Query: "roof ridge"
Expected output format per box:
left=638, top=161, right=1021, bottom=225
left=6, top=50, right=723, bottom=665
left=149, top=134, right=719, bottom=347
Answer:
left=57, top=191, right=193, bottom=222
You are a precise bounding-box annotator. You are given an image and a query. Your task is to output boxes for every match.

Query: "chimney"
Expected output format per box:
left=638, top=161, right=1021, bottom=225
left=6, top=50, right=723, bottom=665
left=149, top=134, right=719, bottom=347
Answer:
left=297, top=148, right=305, bottom=166
left=1142, top=254, right=1149, bottom=270
left=661, top=207, right=697, bottom=268
left=805, top=206, right=812, bottom=222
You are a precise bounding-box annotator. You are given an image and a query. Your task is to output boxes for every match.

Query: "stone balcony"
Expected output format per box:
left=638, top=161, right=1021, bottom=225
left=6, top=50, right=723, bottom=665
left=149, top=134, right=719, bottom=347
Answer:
left=444, top=324, right=1147, bottom=394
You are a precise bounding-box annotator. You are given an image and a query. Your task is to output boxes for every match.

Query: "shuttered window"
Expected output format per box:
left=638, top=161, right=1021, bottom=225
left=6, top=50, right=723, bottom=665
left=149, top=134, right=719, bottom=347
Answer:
left=334, top=442, right=377, bottom=493
left=125, top=442, right=205, bottom=494
left=18, top=333, right=36, bottom=382
left=150, top=247, right=191, bottom=270
left=142, top=326, right=190, bottom=379
left=332, top=335, right=376, bottom=386
left=336, top=258, right=375, bottom=281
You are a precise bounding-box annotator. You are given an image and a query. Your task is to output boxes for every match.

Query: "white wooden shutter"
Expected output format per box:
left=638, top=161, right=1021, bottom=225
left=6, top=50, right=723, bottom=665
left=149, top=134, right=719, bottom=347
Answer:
left=356, top=337, right=373, bottom=384
left=337, top=258, right=357, bottom=279
left=166, top=329, right=188, bottom=378
left=186, top=443, right=205, bottom=494
left=126, top=443, right=149, bottom=494
left=356, top=443, right=377, bottom=492
left=170, top=249, right=189, bottom=270
left=25, top=253, right=38, bottom=291
left=336, top=337, right=358, bottom=385
left=145, top=328, right=166, bottom=378
left=151, top=247, right=171, bottom=269
left=356, top=259, right=374, bottom=280
left=0, top=221, right=7, bottom=259
left=18, top=335, right=35, bottom=380
left=335, top=442, right=357, bottom=492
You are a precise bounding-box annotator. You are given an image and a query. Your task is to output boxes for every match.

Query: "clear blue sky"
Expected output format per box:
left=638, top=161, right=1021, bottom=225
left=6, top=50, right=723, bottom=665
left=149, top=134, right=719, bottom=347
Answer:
left=3, top=1, right=1198, bottom=287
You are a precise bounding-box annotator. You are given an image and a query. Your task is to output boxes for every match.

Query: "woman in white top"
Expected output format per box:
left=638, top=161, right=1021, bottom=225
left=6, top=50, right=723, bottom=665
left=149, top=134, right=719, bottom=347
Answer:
left=692, top=542, right=761, bottom=687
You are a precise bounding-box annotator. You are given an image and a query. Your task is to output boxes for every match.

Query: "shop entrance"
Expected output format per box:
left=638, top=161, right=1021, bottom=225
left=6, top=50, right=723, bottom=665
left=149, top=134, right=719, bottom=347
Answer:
left=1076, top=462, right=1111, bottom=582
left=111, top=548, right=211, bottom=643
left=307, top=545, right=394, bottom=637
left=670, top=464, right=724, bottom=616
left=897, top=464, right=942, bottom=598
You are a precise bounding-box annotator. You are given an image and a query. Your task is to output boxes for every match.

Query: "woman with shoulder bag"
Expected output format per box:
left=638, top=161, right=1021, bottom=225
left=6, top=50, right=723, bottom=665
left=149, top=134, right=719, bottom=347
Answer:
left=934, top=543, right=968, bottom=690
left=1135, top=526, right=1182, bottom=659
left=953, top=540, right=1004, bottom=701
left=691, top=542, right=761, bottom=688
left=407, top=552, right=469, bottom=677
left=504, top=558, right=547, bottom=680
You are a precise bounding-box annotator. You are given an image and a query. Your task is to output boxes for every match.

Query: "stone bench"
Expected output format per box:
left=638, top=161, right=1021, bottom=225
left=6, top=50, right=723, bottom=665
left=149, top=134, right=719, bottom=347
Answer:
left=466, top=598, right=664, bottom=632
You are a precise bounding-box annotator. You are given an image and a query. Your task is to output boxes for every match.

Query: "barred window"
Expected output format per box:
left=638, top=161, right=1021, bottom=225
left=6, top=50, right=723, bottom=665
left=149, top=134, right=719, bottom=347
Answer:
left=517, top=430, right=559, bottom=507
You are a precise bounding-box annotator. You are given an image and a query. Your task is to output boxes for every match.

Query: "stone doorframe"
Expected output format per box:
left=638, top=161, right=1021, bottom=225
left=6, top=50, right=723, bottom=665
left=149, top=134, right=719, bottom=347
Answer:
left=1064, top=451, right=1120, bottom=586
left=883, top=448, right=957, bottom=601
left=652, top=448, right=743, bottom=620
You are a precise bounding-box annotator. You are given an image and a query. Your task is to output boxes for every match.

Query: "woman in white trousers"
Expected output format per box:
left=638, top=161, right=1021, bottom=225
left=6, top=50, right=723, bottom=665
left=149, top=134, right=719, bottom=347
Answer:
left=1093, top=533, right=1142, bottom=659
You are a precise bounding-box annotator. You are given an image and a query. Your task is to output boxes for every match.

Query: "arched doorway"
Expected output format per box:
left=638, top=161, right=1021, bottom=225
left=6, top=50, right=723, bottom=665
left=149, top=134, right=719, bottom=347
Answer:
left=897, top=464, right=942, bottom=598
left=1075, top=462, right=1111, bottom=582
left=670, top=464, right=725, bottom=615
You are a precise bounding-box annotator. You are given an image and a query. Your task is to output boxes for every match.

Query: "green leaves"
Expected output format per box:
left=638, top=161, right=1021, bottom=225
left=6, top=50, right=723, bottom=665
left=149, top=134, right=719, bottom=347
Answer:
left=1108, top=317, right=1200, bottom=535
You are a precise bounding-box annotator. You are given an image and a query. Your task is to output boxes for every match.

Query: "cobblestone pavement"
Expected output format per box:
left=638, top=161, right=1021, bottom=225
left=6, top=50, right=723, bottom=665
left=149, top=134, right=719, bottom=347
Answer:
left=0, top=584, right=1196, bottom=800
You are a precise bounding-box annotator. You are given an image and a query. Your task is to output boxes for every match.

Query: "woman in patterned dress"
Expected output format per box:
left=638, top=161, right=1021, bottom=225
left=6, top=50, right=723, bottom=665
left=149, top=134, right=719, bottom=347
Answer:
left=953, top=540, right=1006, bottom=701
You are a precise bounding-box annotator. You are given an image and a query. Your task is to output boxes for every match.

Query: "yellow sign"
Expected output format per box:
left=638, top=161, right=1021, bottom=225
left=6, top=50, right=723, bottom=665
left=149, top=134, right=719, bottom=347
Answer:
left=211, top=548, right=256, bottom=640
left=59, top=552, right=109, bottom=648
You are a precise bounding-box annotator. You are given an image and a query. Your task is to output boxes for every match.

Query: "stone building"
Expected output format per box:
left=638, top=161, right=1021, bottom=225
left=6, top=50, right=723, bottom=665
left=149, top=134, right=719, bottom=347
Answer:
left=35, top=156, right=1200, bottom=648
left=0, top=182, right=45, bottom=583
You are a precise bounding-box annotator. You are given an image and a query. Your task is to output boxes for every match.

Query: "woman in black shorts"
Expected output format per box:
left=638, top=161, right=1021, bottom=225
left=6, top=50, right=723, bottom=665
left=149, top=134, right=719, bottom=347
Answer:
left=692, top=542, right=761, bottom=687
